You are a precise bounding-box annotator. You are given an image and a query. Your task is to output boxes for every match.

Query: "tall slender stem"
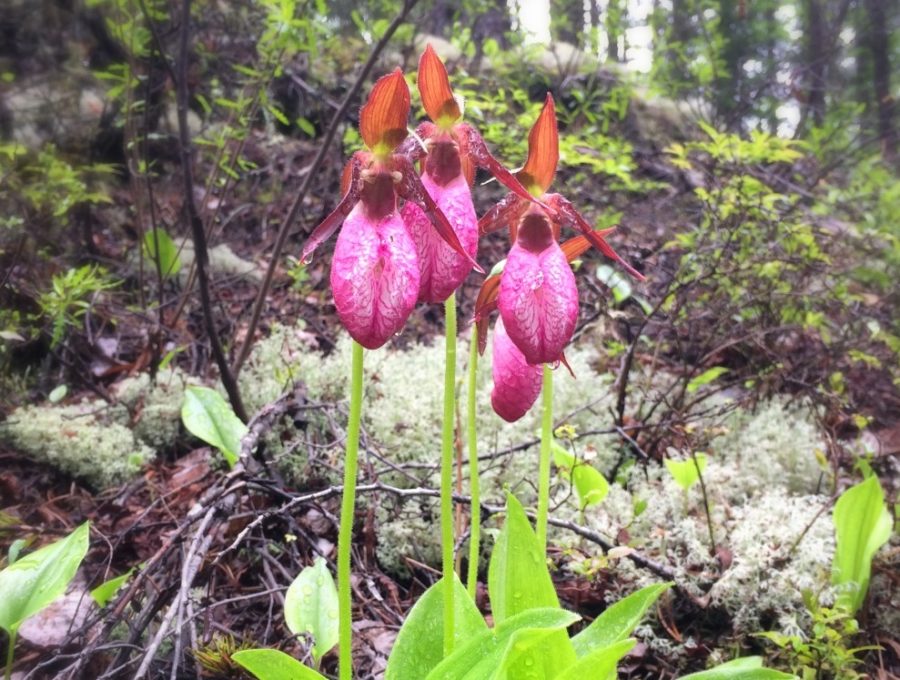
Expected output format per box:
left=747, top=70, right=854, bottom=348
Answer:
left=338, top=341, right=364, bottom=680
left=536, top=364, right=553, bottom=554
left=4, top=629, right=16, bottom=680
left=441, top=293, right=457, bottom=656
left=465, top=333, right=481, bottom=599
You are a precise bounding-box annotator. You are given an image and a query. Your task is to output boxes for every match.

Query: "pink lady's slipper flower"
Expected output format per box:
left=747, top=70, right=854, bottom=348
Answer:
left=476, top=236, right=592, bottom=422
left=479, top=94, right=645, bottom=366
left=301, top=69, right=479, bottom=349
left=399, top=45, right=545, bottom=303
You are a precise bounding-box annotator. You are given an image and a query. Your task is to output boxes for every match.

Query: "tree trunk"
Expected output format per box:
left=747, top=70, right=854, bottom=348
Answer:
left=863, top=0, right=897, bottom=163
left=606, top=0, right=624, bottom=62
left=803, top=0, right=828, bottom=127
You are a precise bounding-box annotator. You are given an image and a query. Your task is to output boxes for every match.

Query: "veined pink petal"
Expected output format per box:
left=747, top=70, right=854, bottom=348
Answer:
left=400, top=171, right=477, bottom=303
left=491, top=318, right=542, bottom=422
left=498, top=236, right=578, bottom=365
left=330, top=203, right=420, bottom=349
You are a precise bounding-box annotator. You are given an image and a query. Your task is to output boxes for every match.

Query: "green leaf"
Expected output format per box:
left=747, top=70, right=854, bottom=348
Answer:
left=488, top=493, right=560, bottom=621
left=555, top=638, right=635, bottom=679
left=48, top=384, right=67, bottom=403
left=232, top=649, right=326, bottom=680
left=0, top=522, right=90, bottom=634
left=664, top=454, right=707, bottom=491
left=679, top=656, right=798, bottom=679
left=386, top=574, right=487, bottom=680
left=181, top=386, right=248, bottom=467
left=552, top=443, right=609, bottom=509
left=832, top=475, right=892, bottom=613
left=7, top=539, right=27, bottom=566
left=284, top=558, right=339, bottom=664
left=143, top=228, right=182, bottom=279
left=424, top=608, right=579, bottom=680
left=91, top=566, right=136, bottom=608
left=686, top=367, right=729, bottom=393
left=571, top=583, right=671, bottom=657
left=487, top=493, right=576, bottom=675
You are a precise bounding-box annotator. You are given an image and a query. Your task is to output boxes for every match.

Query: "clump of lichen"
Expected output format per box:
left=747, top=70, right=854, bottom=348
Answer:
left=2, top=399, right=154, bottom=488
left=1, top=367, right=196, bottom=488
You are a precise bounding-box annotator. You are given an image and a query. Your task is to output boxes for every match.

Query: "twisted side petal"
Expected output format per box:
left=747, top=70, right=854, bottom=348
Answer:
left=330, top=204, right=420, bottom=349
left=401, top=171, right=477, bottom=303
left=491, top=318, right=542, bottom=422
left=498, top=238, right=578, bottom=365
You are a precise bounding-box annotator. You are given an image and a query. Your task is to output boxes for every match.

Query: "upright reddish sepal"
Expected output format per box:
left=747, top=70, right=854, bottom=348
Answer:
left=418, top=45, right=461, bottom=126
left=359, top=68, right=410, bottom=155
left=491, top=318, right=542, bottom=422
left=518, top=94, right=559, bottom=196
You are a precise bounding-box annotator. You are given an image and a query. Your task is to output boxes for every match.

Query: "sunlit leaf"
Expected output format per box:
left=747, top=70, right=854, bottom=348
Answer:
left=0, top=522, right=90, bottom=635
left=284, top=558, right=339, bottom=664
left=385, top=574, right=487, bottom=680
left=181, top=386, right=248, bottom=467
left=232, top=649, right=326, bottom=680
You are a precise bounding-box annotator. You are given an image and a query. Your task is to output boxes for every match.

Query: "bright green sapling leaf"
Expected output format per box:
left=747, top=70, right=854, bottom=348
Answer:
left=571, top=582, right=671, bottom=657
left=679, top=655, right=798, bottom=679
left=424, top=608, right=580, bottom=680
left=664, top=453, right=707, bottom=491
left=488, top=493, right=576, bottom=676
left=143, top=227, right=182, bottom=279
left=232, top=648, right=327, bottom=680
left=385, top=574, right=487, bottom=680
left=284, top=557, right=339, bottom=665
left=831, top=474, right=892, bottom=613
left=686, top=367, right=729, bottom=393
left=91, top=565, right=136, bottom=607
left=552, top=442, right=609, bottom=509
left=555, top=638, right=635, bottom=680
left=0, top=522, right=90, bottom=635
left=181, top=386, right=248, bottom=467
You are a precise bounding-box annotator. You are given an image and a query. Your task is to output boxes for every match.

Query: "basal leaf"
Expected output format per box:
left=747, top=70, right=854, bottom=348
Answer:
left=181, top=386, right=248, bottom=467
left=679, top=656, right=798, bottom=679
left=424, top=608, right=579, bottom=680
left=832, top=475, right=892, bottom=613
left=488, top=493, right=576, bottom=676
left=284, top=558, right=339, bottom=664
left=555, top=638, right=635, bottom=679
left=143, top=228, right=182, bottom=279
left=385, top=574, right=487, bottom=680
left=232, top=648, right=326, bottom=680
left=0, top=522, right=90, bottom=634
left=488, top=493, right=560, bottom=621
left=571, top=583, right=671, bottom=657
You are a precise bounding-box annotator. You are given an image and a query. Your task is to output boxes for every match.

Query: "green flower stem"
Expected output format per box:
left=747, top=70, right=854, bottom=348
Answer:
left=4, top=629, right=16, bottom=680
left=441, top=293, right=457, bottom=656
left=465, top=333, right=481, bottom=600
left=338, top=341, right=364, bottom=680
left=536, top=364, right=553, bottom=554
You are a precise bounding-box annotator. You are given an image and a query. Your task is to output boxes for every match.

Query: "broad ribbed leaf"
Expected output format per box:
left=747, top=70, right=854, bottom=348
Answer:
left=386, top=574, right=487, bottom=680
left=424, top=608, right=579, bottom=680
left=571, top=583, right=671, bottom=657
left=0, top=522, right=90, bottom=634
left=181, top=386, right=248, bottom=467
left=232, top=649, right=326, bottom=680
left=832, top=475, right=892, bottom=613
left=284, top=558, right=339, bottom=664
left=679, top=656, right=798, bottom=679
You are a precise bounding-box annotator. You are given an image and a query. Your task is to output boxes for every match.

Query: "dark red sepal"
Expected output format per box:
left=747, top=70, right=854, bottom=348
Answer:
left=394, top=154, right=485, bottom=274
